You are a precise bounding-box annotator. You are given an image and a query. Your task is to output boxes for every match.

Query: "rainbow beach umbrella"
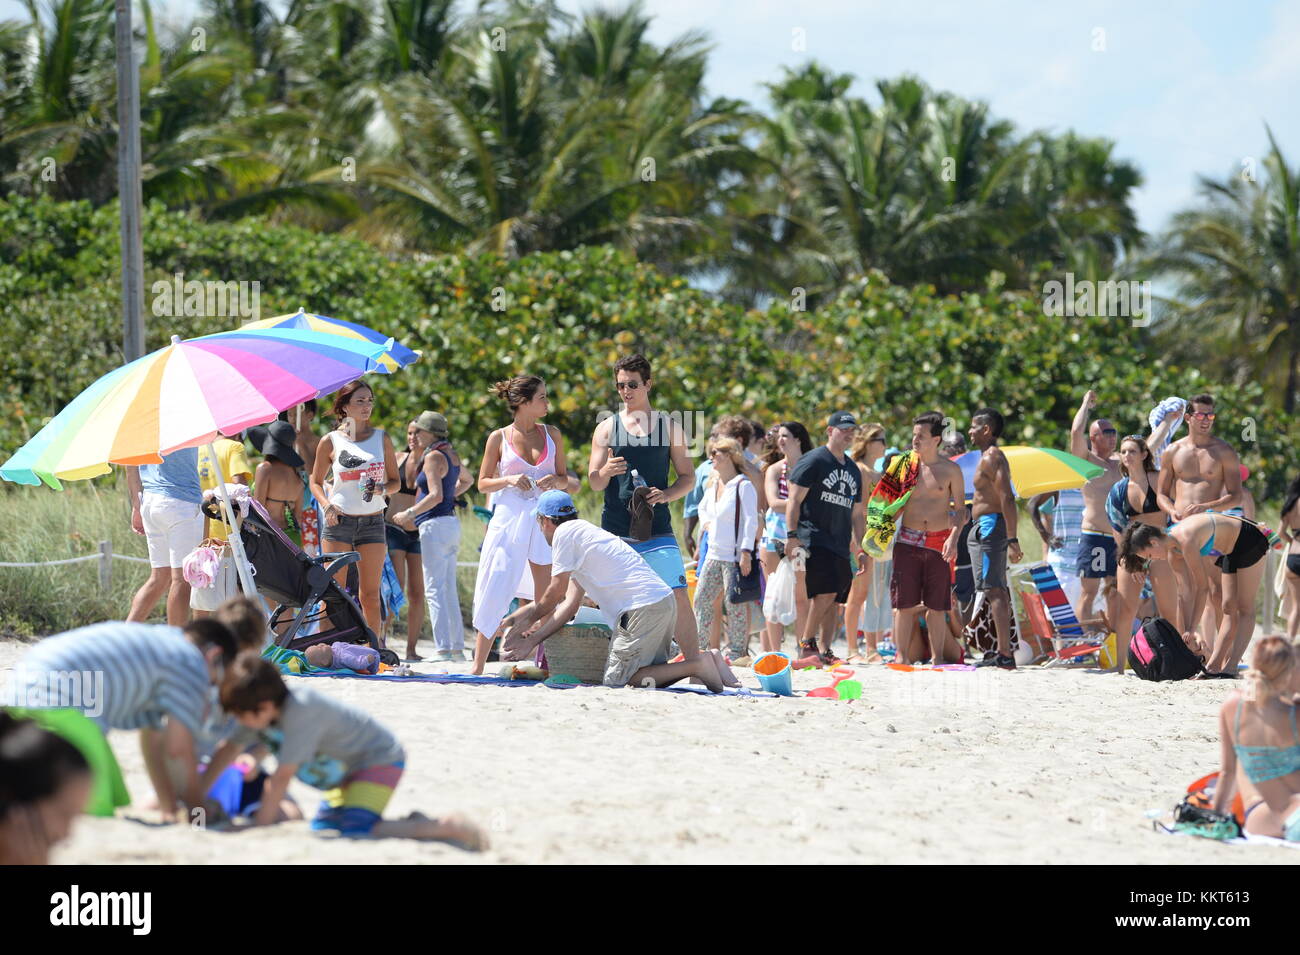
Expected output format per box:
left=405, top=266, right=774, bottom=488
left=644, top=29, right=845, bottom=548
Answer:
left=0, top=326, right=394, bottom=489
left=1, top=325, right=401, bottom=606
left=952, top=446, right=1103, bottom=500
left=240, top=308, right=420, bottom=373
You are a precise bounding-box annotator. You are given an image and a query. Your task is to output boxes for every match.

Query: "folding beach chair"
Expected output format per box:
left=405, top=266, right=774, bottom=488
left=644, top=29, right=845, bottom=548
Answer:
left=1018, top=562, right=1101, bottom=665
left=203, top=497, right=400, bottom=665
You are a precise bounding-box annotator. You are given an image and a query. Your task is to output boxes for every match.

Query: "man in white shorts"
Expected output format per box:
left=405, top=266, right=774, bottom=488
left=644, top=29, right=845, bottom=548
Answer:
left=499, top=491, right=725, bottom=691
left=126, top=448, right=203, bottom=626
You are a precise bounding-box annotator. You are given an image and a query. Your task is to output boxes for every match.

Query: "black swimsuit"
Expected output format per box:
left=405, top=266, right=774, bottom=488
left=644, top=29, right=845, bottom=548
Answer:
left=1124, top=479, right=1160, bottom=519
left=1215, top=520, right=1270, bottom=574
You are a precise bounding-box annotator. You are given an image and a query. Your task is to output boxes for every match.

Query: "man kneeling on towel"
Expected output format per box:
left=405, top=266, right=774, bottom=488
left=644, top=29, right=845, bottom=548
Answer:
left=500, top=491, right=730, bottom=691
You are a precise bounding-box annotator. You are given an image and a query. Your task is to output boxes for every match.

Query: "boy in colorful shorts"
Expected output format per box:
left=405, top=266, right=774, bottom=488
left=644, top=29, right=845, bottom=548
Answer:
left=211, top=652, right=484, bottom=847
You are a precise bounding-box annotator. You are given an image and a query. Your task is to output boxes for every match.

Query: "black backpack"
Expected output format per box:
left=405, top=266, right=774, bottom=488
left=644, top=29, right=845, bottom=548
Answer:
left=1127, top=616, right=1206, bottom=681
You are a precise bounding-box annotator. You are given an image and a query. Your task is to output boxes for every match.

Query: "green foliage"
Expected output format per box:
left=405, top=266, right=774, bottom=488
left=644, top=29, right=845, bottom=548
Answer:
left=2, top=195, right=1296, bottom=505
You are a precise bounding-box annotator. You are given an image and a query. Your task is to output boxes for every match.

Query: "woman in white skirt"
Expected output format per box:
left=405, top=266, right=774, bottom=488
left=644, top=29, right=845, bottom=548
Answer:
left=469, top=376, right=577, bottom=674
left=694, top=436, right=759, bottom=659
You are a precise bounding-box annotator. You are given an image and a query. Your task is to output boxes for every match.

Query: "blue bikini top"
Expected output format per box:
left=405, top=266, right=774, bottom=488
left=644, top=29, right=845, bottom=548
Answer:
left=1234, top=698, right=1300, bottom=784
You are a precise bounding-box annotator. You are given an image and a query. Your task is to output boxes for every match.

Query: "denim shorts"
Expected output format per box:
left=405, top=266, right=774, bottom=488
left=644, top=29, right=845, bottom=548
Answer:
left=385, top=522, right=421, bottom=554
left=322, top=512, right=386, bottom=548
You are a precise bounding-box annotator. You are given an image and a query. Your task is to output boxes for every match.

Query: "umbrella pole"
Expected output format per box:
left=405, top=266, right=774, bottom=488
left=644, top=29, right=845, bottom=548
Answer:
left=206, top=441, right=265, bottom=619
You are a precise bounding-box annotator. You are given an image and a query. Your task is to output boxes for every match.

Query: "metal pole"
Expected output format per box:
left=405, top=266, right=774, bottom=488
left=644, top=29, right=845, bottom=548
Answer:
left=98, top=539, right=112, bottom=591
left=205, top=442, right=267, bottom=619
left=114, top=0, right=146, bottom=361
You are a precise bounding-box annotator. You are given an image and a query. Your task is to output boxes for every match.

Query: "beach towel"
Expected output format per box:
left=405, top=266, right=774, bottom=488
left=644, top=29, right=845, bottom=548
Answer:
left=1147, top=396, right=1186, bottom=470
left=862, top=450, right=919, bottom=559
left=380, top=554, right=406, bottom=617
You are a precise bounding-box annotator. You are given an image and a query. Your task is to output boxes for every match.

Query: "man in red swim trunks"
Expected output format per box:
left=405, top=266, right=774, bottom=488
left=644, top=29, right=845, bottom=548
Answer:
left=892, top=412, right=966, bottom=664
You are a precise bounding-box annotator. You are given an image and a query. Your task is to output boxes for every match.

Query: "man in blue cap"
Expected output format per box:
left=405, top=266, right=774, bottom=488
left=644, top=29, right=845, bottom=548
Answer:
left=498, top=491, right=727, bottom=691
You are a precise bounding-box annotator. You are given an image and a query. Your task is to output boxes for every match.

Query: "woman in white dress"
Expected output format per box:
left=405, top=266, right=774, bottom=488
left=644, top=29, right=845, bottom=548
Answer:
left=470, top=376, right=578, bottom=674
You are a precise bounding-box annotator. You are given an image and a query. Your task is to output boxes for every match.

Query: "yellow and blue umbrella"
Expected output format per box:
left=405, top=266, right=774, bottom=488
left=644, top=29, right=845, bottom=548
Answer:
left=952, top=446, right=1103, bottom=500
left=240, top=309, right=420, bottom=373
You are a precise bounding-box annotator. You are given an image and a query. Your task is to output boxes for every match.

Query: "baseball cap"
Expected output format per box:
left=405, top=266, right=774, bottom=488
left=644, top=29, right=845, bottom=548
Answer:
left=414, top=411, right=449, bottom=437
left=828, top=411, right=858, bottom=430
left=533, top=489, right=578, bottom=519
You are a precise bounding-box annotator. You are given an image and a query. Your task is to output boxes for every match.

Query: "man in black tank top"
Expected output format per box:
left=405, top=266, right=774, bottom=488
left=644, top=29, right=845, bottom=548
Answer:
left=588, top=354, right=701, bottom=661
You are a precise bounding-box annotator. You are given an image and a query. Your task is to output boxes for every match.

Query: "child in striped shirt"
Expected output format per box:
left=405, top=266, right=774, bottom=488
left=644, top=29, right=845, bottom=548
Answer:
left=11, top=619, right=236, bottom=823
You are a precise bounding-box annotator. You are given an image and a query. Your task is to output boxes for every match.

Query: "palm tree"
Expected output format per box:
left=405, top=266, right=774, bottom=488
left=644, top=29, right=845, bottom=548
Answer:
left=1150, top=127, right=1300, bottom=413
left=347, top=3, right=754, bottom=261
left=0, top=0, right=119, bottom=203
left=733, top=65, right=1143, bottom=304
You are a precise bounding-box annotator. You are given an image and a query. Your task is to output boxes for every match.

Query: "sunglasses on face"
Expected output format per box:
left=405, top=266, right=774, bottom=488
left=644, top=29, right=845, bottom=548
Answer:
left=1190, top=412, right=1216, bottom=421
left=615, top=381, right=640, bottom=391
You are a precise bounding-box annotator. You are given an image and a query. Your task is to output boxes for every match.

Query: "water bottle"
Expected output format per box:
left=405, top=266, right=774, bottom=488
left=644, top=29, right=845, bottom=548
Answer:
left=630, top=468, right=647, bottom=489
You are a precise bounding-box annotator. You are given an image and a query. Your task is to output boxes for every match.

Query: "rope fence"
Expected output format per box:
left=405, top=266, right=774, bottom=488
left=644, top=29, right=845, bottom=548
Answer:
left=0, top=540, right=479, bottom=592
left=0, top=541, right=151, bottom=590
left=0, top=544, right=1283, bottom=639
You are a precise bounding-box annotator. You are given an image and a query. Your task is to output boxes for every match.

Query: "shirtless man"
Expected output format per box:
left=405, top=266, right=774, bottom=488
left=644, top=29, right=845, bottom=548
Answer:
left=960, top=408, right=1022, bottom=670
left=1157, top=393, right=1244, bottom=643
left=892, top=412, right=966, bottom=664
left=1069, top=390, right=1122, bottom=635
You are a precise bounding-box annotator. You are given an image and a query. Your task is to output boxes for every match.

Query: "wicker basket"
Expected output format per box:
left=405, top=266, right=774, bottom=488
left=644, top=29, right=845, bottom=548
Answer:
left=543, top=624, right=613, bottom=684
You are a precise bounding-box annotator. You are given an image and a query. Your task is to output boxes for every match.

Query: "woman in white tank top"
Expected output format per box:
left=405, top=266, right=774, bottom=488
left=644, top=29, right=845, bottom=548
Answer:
left=470, top=375, right=578, bottom=674
left=309, top=381, right=399, bottom=638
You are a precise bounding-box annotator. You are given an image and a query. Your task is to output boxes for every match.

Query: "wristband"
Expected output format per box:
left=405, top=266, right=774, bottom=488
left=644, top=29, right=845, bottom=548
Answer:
left=1007, top=537, right=1019, bottom=543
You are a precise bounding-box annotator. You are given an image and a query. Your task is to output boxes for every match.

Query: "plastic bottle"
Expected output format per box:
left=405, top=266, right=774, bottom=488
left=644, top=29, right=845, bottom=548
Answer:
left=630, top=468, right=647, bottom=489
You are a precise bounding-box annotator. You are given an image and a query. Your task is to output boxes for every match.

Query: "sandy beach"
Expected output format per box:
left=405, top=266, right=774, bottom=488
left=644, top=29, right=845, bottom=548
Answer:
left=3, top=633, right=1297, bottom=866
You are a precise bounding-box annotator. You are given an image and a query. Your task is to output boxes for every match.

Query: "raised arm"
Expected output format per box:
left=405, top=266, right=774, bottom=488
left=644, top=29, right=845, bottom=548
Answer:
left=1070, top=390, right=1096, bottom=462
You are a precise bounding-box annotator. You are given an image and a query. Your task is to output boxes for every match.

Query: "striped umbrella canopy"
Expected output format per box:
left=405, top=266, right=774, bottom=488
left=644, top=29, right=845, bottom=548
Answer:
left=951, top=446, right=1103, bottom=500
left=0, top=327, right=395, bottom=489
left=240, top=308, right=420, bottom=373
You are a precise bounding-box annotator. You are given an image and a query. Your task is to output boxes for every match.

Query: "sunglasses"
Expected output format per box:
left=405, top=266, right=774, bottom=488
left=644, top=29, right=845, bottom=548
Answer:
left=1098, top=428, right=1117, bottom=436
left=615, top=380, right=641, bottom=391
left=1189, top=412, right=1216, bottom=421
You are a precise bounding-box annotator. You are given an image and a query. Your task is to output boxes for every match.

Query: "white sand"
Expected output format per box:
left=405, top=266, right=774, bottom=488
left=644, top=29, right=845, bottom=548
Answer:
left=3, top=635, right=1298, bottom=865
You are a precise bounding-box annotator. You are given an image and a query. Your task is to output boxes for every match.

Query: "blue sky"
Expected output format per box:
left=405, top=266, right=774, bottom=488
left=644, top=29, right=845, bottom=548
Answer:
left=5, top=0, right=1297, bottom=238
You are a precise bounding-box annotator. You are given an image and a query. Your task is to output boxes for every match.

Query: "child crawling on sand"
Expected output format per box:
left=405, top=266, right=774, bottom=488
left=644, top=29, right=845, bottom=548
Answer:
left=207, top=652, right=484, bottom=849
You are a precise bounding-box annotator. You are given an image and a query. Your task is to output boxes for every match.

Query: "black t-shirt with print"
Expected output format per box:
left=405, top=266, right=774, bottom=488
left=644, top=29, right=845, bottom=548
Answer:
left=788, top=446, right=862, bottom=558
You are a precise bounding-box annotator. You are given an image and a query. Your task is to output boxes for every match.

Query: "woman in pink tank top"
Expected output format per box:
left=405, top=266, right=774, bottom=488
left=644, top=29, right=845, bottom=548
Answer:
left=469, top=375, right=578, bottom=674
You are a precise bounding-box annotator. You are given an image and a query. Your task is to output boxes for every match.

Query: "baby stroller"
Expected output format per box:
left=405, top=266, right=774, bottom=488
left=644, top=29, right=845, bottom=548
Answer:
left=202, top=496, right=400, bottom=666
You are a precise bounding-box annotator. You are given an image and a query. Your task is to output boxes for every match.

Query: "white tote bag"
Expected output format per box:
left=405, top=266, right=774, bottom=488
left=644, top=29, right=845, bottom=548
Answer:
left=188, top=544, right=240, bottom=611
left=762, top=557, right=798, bottom=626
